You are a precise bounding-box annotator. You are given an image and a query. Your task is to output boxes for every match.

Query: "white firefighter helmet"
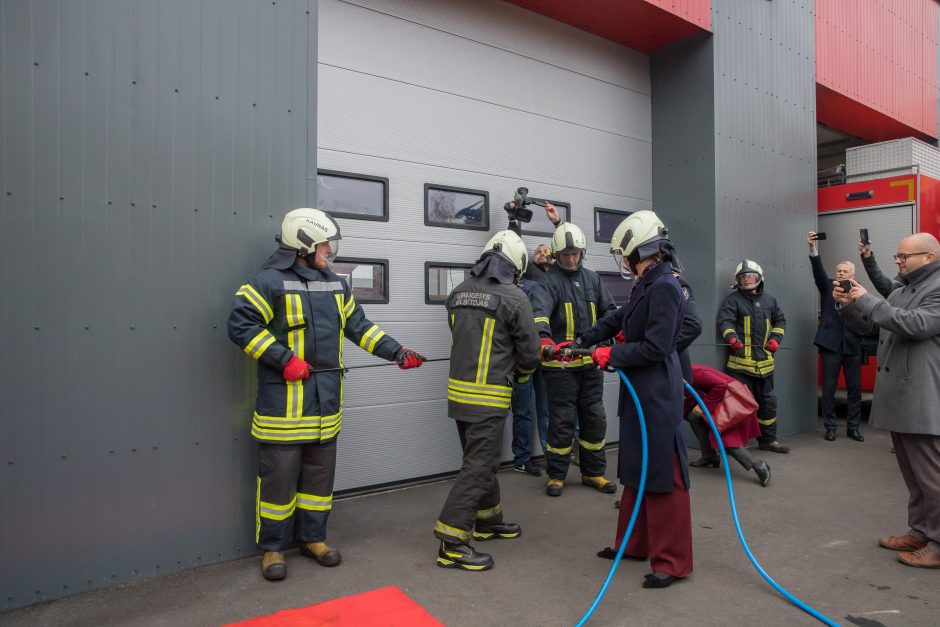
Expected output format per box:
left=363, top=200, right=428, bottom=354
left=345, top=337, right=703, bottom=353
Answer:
left=279, top=208, right=341, bottom=261
left=550, top=223, right=587, bottom=257
left=734, top=259, right=764, bottom=289
left=609, top=210, right=670, bottom=277
left=482, top=230, right=528, bottom=275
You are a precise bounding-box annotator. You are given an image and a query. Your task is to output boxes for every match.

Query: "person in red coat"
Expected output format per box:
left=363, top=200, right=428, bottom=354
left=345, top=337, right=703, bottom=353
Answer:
left=684, top=364, right=771, bottom=486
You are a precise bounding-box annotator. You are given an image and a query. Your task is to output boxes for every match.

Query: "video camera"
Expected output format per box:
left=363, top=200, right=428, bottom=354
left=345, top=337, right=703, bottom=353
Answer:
left=503, top=187, right=545, bottom=223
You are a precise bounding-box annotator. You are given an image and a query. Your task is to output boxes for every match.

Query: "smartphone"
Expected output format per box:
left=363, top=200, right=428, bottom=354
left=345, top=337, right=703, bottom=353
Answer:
left=839, top=279, right=853, bottom=292
left=813, top=232, right=827, bottom=241
left=860, top=228, right=870, bottom=245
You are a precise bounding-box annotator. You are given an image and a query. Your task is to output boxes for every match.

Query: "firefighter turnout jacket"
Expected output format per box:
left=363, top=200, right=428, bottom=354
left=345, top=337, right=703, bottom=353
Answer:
left=531, top=265, right=617, bottom=368
left=446, top=275, right=541, bottom=422
left=717, top=289, right=786, bottom=378
left=228, top=263, right=401, bottom=443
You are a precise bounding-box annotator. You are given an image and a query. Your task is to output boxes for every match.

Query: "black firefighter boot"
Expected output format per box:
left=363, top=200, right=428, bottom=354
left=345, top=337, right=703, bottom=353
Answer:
left=437, top=541, right=494, bottom=571
left=473, top=522, right=522, bottom=541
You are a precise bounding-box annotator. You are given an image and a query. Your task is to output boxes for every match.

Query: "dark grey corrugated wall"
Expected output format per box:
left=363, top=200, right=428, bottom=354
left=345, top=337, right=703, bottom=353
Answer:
left=0, top=0, right=316, bottom=610
left=653, top=1, right=819, bottom=436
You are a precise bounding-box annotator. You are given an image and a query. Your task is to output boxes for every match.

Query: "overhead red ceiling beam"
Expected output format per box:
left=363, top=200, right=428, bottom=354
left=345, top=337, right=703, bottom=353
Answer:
left=504, top=0, right=711, bottom=54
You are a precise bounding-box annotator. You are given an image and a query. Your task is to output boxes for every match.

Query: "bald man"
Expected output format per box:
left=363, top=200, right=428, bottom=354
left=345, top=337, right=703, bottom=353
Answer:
left=835, top=232, right=940, bottom=569
left=807, top=231, right=864, bottom=442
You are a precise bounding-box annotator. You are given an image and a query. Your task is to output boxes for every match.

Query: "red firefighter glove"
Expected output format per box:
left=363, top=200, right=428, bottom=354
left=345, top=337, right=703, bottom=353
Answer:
left=396, top=348, right=426, bottom=369
left=765, top=339, right=780, bottom=353
left=282, top=355, right=311, bottom=381
left=540, top=337, right=556, bottom=361
left=615, top=330, right=626, bottom=344
left=553, top=340, right=574, bottom=361
left=592, top=346, right=612, bottom=369
left=728, top=336, right=745, bottom=352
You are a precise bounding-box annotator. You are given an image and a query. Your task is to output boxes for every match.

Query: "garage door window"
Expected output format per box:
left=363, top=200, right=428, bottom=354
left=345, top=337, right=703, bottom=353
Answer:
left=317, top=170, right=389, bottom=222
left=425, top=262, right=473, bottom=304
left=598, top=271, right=633, bottom=307
left=424, top=184, right=489, bottom=231
left=594, top=208, right=632, bottom=243
left=521, top=201, right=570, bottom=237
left=333, top=258, right=389, bottom=304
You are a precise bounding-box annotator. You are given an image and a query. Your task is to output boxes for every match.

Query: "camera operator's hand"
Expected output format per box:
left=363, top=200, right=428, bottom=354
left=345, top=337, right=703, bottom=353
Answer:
left=858, top=240, right=872, bottom=258
left=807, top=231, right=818, bottom=253
left=544, top=203, right=561, bottom=228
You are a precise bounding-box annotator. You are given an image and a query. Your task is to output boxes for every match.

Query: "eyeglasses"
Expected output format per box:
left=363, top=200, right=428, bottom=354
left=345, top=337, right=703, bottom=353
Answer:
left=893, top=252, right=931, bottom=262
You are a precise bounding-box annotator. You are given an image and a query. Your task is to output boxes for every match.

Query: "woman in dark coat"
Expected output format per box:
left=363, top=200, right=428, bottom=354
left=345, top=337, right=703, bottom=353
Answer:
left=684, top=363, right=770, bottom=486
left=576, top=210, right=692, bottom=589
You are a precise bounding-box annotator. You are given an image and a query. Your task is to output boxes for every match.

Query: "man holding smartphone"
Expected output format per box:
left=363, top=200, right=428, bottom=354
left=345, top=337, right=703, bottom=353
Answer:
left=807, top=231, right=864, bottom=442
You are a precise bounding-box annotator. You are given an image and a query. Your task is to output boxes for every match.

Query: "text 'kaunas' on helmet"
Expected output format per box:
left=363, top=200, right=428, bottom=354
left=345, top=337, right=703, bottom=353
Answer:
left=481, top=230, right=528, bottom=276
left=733, top=259, right=764, bottom=291
left=279, top=208, right=342, bottom=264
left=609, top=210, right=671, bottom=277
left=550, top=223, right=587, bottom=270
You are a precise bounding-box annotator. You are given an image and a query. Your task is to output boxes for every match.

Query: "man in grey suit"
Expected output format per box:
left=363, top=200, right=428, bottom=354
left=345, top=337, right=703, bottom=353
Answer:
left=835, top=232, right=940, bottom=569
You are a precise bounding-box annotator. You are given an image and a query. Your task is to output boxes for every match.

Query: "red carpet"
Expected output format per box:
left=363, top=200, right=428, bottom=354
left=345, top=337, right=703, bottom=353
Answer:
left=223, top=586, right=444, bottom=626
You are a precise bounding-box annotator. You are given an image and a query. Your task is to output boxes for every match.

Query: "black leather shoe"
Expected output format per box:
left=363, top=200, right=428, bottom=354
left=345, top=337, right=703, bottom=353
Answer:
left=753, top=461, right=771, bottom=487
left=437, top=541, right=493, bottom=571
left=473, top=522, right=521, bottom=541
left=690, top=456, right=720, bottom=468
left=847, top=429, right=864, bottom=442
left=597, top=546, right=647, bottom=561
left=824, top=429, right=836, bottom=441
left=643, top=573, right=679, bottom=588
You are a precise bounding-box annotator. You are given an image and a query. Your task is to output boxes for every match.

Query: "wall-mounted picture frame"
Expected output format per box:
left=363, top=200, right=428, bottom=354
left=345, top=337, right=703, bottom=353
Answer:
left=425, top=262, right=474, bottom=304
left=332, top=257, right=389, bottom=304
left=594, top=207, right=633, bottom=243
left=521, top=200, right=571, bottom=237
left=424, top=184, right=489, bottom=231
left=317, top=169, right=389, bottom=222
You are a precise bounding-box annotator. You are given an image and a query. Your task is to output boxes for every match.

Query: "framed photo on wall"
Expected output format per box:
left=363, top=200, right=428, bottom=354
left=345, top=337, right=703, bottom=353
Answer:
left=424, top=184, right=489, bottom=231
left=317, top=169, right=389, bottom=222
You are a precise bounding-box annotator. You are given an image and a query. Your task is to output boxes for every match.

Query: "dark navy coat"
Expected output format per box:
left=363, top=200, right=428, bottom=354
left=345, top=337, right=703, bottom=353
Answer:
left=810, top=253, right=861, bottom=355
left=579, top=262, right=688, bottom=493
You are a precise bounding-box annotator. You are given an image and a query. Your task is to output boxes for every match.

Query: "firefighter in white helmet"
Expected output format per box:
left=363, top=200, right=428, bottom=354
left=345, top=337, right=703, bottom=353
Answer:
left=717, top=259, right=789, bottom=453
left=530, top=222, right=618, bottom=497
left=434, top=230, right=541, bottom=571
left=228, top=208, right=426, bottom=581
left=577, top=209, right=693, bottom=588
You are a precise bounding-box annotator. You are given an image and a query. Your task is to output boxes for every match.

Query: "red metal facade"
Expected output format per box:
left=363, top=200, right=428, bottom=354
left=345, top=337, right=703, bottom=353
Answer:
left=816, top=0, right=939, bottom=141
left=504, top=0, right=711, bottom=54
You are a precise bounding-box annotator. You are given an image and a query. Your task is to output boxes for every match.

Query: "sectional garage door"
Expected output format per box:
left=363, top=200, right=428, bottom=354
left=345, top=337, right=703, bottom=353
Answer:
left=318, top=0, right=653, bottom=490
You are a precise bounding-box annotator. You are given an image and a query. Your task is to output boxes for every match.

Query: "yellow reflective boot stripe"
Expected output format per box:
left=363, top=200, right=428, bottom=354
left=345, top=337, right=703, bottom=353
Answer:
left=434, top=520, right=470, bottom=541
left=744, top=316, right=752, bottom=360
left=578, top=438, right=606, bottom=451
left=546, top=442, right=573, bottom=456
left=476, top=503, right=502, bottom=520
left=475, top=318, right=496, bottom=384
left=236, top=284, right=274, bottom=323
left=259, top=494, right=297, bottom=521
left=564, top=302, right=575, bottom=340
left=297, top=492, right=332, bottom=511
left=759, top=417, right=777, bottom=426
left=590, top=302, right=597, bottom=325
left=244, top=329, right=277, bottom=360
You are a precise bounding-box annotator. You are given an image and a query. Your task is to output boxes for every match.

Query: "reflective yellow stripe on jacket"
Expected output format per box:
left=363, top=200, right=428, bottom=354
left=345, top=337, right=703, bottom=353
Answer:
left=447, top=378, right=511, bottom=409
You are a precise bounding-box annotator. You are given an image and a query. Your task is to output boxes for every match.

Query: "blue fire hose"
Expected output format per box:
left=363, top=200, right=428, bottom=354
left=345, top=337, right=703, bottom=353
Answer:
left=574, top=371, right=840, bottom=627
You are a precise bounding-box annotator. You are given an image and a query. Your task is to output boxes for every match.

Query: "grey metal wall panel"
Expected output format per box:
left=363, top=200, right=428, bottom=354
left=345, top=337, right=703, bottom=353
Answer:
left=0, top=0, right=316, bottom=609
left=317, top=0, right=651, bottom=488
left=653, top=1, right=818, bottom=437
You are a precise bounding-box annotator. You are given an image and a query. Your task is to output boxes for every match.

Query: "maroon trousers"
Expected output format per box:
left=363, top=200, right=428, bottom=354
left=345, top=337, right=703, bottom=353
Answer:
left=614, top=453, right=693, bottom=578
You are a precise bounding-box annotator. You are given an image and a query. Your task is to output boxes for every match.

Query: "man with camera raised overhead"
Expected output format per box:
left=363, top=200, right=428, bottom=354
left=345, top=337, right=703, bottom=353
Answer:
left=807, top=231, right=864, bottom=443
left=531, top=220, right=619, bottom=497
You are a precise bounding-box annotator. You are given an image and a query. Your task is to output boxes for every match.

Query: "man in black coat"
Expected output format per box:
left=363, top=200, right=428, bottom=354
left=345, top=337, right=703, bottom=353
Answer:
left=807, top=231, right=864, bottom=442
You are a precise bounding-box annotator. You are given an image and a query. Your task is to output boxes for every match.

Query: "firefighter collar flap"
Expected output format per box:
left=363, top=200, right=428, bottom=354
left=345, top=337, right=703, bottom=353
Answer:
left=452, top=291, right=500, bottom=312
left=290, top=263, right=331, bottom=283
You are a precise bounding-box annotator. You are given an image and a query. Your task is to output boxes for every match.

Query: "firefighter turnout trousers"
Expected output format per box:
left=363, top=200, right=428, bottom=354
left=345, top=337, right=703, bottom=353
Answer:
left=257, top=441, right=336, bottom=552
left=434, top=416, right=507, bottom=545
left=728, top=372, right=778, bottom=443
left=543, top=368, right=608, bottom=480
